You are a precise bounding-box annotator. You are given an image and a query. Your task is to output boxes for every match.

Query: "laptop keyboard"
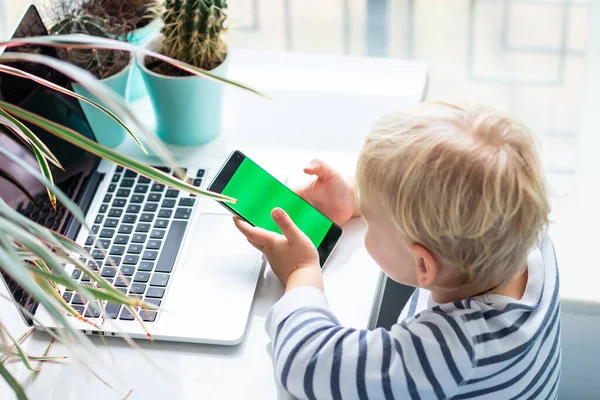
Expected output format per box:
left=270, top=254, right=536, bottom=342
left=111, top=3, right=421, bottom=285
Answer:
left=1, top=172, right=84, bottom=325
left=63, top=165, right=206, bottom=322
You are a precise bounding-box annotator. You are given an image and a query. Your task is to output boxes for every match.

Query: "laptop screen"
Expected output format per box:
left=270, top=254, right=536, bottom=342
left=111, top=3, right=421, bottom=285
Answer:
left=0, top=6, right=101, bottom=234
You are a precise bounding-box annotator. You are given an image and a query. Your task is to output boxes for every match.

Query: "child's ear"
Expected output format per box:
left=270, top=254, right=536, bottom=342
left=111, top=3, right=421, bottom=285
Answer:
left=409, top=244, right=439, bottom=288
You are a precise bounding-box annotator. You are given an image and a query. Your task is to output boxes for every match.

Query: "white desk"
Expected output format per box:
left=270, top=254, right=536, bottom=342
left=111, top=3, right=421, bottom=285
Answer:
left=0, top=49, right=428, bottom=399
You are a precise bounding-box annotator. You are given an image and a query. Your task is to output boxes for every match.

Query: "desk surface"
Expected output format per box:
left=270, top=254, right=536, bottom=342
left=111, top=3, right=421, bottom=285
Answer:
left=0, top=49, right=428, bottom=399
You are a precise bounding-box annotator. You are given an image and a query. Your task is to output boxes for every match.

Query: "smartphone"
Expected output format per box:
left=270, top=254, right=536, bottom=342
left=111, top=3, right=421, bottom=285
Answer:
left=209, top=150, right=343, bottom=267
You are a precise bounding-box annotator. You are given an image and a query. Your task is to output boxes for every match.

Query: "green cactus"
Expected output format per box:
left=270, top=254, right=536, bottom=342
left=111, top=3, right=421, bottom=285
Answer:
left=160, top=0, right=228, bottom=71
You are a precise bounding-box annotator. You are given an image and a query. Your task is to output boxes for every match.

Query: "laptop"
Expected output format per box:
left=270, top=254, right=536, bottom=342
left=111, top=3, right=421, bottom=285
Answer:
left=0, top=5, right=262, bottom=345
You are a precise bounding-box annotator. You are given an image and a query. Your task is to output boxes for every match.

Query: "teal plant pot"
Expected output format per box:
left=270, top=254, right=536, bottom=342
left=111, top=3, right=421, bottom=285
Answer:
left=138, top=38, right=229, bottom=146
left=123, top=19, right=162, bottom=101
left=73, top=61, right=133, bottom=148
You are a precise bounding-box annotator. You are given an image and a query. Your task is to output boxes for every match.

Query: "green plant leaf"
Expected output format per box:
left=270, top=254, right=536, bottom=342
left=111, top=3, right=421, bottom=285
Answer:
left=0, top=360, right=26, bottom=400
left=0, top=64, right=146, bottom=153
left=0, top=107, right=63, bottom=169
left=0, top=101, right=237, bottom=203
left=0, top=168, right=36, bottom=205
left=0, top=34, right=268, bottom=98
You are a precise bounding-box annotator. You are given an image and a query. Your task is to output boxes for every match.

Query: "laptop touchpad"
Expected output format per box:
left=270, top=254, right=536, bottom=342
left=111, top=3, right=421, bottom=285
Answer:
left=182, top=213, right=260, bottom=278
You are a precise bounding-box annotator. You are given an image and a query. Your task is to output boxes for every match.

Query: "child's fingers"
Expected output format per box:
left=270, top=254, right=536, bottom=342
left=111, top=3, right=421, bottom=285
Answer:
left=233, top=216, right=275, bottom=246
left=246, top=238, right=264, bottom=251
left=303, top=159, right=333, bottom=180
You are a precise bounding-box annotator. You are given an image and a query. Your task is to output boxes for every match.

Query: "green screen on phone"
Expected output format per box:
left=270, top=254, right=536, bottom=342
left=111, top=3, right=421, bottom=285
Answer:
left=221, top=157, right=333, bottom=247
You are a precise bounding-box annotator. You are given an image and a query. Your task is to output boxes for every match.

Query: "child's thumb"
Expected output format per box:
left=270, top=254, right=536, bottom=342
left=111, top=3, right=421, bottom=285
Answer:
left=304, top=159, right=333, bottom=179
left=272, top=208, right=301, bottom=240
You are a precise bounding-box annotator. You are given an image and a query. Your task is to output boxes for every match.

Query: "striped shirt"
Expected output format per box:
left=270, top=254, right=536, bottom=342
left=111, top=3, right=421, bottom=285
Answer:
left=265, top=235, right=561, bottom=399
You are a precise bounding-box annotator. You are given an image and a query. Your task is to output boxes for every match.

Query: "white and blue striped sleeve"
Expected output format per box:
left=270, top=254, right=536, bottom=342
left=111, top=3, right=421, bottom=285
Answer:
left=265, top=286, right=475, bottom=400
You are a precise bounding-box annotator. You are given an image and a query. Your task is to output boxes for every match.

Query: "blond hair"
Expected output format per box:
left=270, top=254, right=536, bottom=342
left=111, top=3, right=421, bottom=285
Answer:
left=356, top=100, right=550, bottom=289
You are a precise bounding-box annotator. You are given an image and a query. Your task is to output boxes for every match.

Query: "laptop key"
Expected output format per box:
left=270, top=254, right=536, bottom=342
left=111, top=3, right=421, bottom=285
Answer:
left=123, top=214, right=137, bottom=224
left=112, top=174, right=121, bottom=183
left=108, top=208, right=123, bottom=218
left=119, top=308, right=135, bottom=321
left=87, top=260, right=100, bottom=271
left=105, top=256, right=121, bottom=267
left=134, top=272, right=151, bottom=283
left=174, top=207, right=192, bottom=220
left=142, top=250, right=158, bottom=260
left=71, top=269, right=81, bottom=279
left=120, top=178, right=135, bottom=188
left=94, top=215, right=103, bottom=224
left=155, top=220, right=187, bottom=273
left=91, top=249, right=105, bottom=260
left=104, top=194, right=112, bottom=203
left=138, top=261, right=154, bottom=271
left=139, top=176, right=151, bottom=184
left=62, top=291, right=73, bottom=303
left=100, top=228, right=115, bottom=238
left=109, top=245, right=125, bottom=256
left=99, top=204, right=109, bottom=213
left=147, top=240, right=162, bottom=250
left=134, top=185, right=148, bottom=194
left=91, top=225, right=100, bottom=234
left=144, top=203, right=158, bottom=212
left=115, top=166, right=124, bottom=173
left=107, top=184, right=116, bottom=193
left=124, top=169, right=137, bottom=178
left=72, top=294, right=87, bottom=305
left=140, top=213, right=154, bottom=223
left=81, top=274, right=90, bottom=282
left=196, top=169, right=205, bottom=178
left=118, top=225, right=133, bottom=234
left=165, top=189, right=179, bottom=198
left=143, top=298, right=161, bottom=307
left=104, top=219, right=118, bottom=228
left=101, top=267, right=117, bottom=277
left=136, top=223, right=151, bottom=233
left=72, top=305, right=85, bottom=316
left=116, top=189, right=130, bottom=197
left=132, top=233, right=147, bottom=243
left=117, top=288, right=127, bottom=295
left=179, top=198, right=195, bottom=207
left=120, top=265, right=135, bottom=276
left=140, top=310, right=157, bottom=322
left=128, top=244, right=143, bottom=254
left=127, top=204, right=141, bottom=213
left=192, top=178, right=202, bottom=187
left=115, top=276, right=130, bottom=287
left=114, top=235, right=129, bottom=245
left=112, top=198, right=127, bottom=207
left=146, top=287, right=165, bottom=298
left=153, top=166, right=170, bottom=173
left=151, top=183, right=165, bottom=192
left=85, top=302, right=101, bottom=318
left=148, top=193, right=161, bottom=202
left=158, top=209, right=172, bottom=218
left=150, top=274, right=169, bottom=287
left=162, top=199, right=176, bottom=208
left=95, top=239, right=111, bottom=249
left=130, top=283, right=146, bottom=294
left=123, top=255, right=139, bottom=265
left=154, top=219, right=169, bottom=229
left=85, top=236, right=94, bottom=246
left=150, top=229, right=165, bottom=239
left=105, top=302, right=121, bottom=319
left=131, top=194, right=145, bottom=203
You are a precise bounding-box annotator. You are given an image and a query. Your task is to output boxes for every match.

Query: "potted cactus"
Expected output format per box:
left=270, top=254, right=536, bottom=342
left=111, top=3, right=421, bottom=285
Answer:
left=138, top=0, right=229, bottom=146
left=80, top=0, right=163, bottom=101
left=50, top=0, right=138, bottom=147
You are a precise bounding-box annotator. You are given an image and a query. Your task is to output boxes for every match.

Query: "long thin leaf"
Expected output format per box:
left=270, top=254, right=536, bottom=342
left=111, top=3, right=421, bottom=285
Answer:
left=0, top=64, right=146, bottom=152
left=0, top=168, right=36, bottom=205
left=0, top=101, right=237, bottom=203
left=30, top=145, right=57, bottom=209
left=0, top=328, right=34, bottom=363
left=0, top=106, right=63, bottom=168
left=0, top=34, right=267, bottom=98
left=0, top=360, right=26, bottom=400
left=0, top=321, right=55, bottom=372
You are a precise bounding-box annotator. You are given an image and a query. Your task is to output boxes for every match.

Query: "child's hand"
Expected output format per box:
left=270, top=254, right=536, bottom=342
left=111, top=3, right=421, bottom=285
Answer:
left=295, top=159, right=358, bottom=226
left=233, top=208, right=323, bottom=291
